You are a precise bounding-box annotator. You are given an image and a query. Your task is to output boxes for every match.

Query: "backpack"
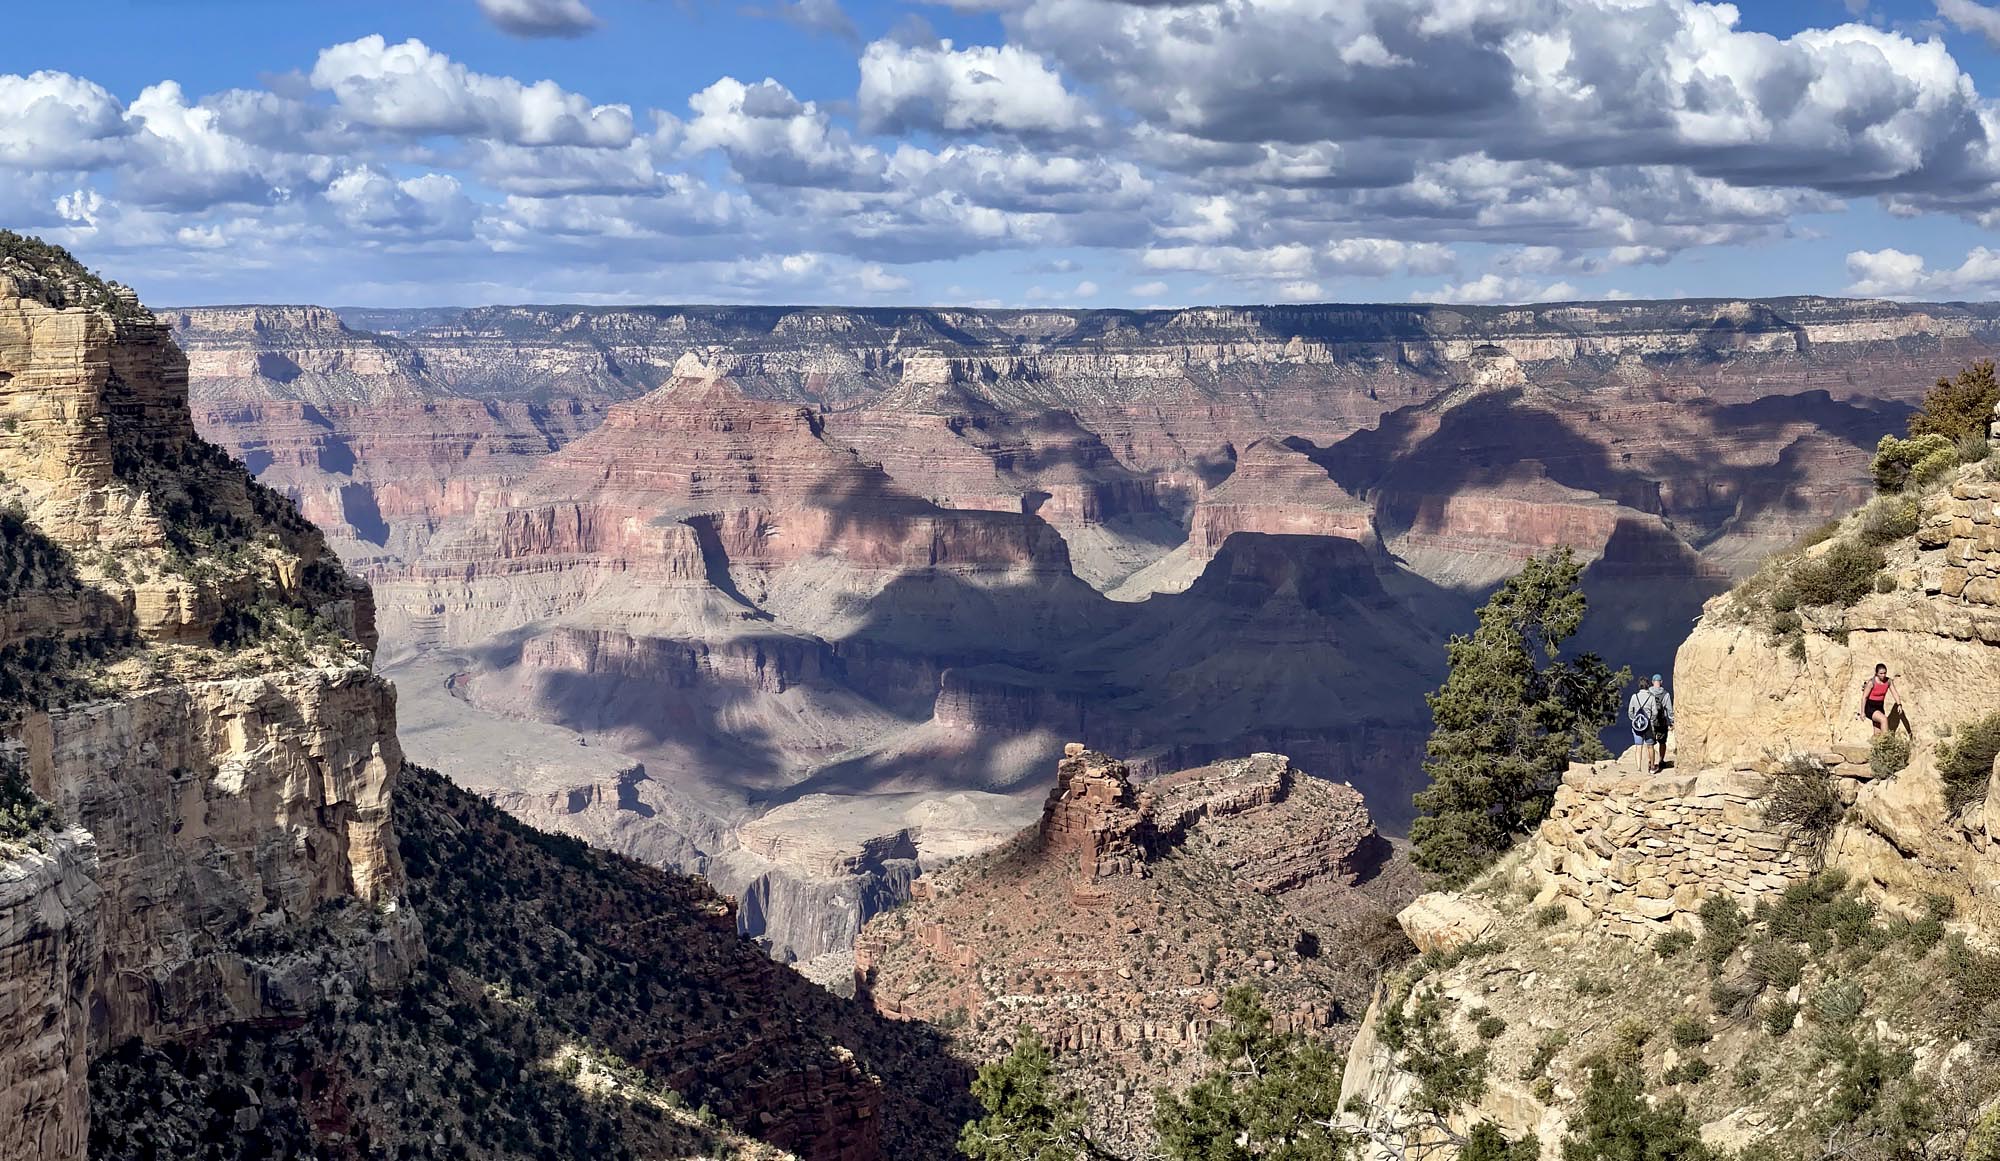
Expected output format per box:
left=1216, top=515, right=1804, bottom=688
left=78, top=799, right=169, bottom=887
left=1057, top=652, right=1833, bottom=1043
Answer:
left=1630, top=690, right=1656, bottom=736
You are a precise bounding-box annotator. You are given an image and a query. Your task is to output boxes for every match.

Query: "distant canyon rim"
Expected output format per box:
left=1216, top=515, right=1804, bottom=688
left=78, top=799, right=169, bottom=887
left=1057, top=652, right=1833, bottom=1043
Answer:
left=177, top=296, right=1982, bottom=968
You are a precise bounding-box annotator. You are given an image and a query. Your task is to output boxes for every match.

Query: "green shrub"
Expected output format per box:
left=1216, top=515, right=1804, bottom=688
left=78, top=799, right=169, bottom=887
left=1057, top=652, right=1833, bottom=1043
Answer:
left=0, top=753, right=58, bottom=845
left=1572, top=976, right=1614, bottom=998
left=1476, top=1014, right=1507, bottom=1041
left=1857, top=495, right=1920, bottom=546
left=1655, top=929, right=1695, bottom=959
left=1758, top=872, right=1882, bottom=952
left=1872, top=433, right=1957, bottom=494
left=1769, top=609, right=1803, bottom=639
left=1750, top=941, right=1808, bottom=991
left=1812, top=979, right=1867, bottom=1028
left=1662, top=1058, right=1712, bottom=1086
left=1764, top=756, right=1843, bottom=866
left=1561, top=1055, right=1711, bottom=1159
left=1709, top=977, right=1754, bottom=1014
left=1532, top=904, right=1564, bottom=929
left=1961, top=434, right=1994, bottom=465
left=1870, top=733, right=1912, bottom=780
left=1937, top=711, right=2000, bottom=812
left=1698, top=895, right=1747, bottom=974
left=1763, top=999, right=1801, bottom=1036
left=1668, top=1016, right=1712, bottom=1048
left=1519, top=1031, right=1567, bottom=1081
left=1788, top=540, right=1887, bottom=608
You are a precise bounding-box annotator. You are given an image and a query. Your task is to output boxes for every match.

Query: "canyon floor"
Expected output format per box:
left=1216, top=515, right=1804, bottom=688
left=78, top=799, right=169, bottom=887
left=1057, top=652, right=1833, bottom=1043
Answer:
left=177, top=298, right=1970, bottom=962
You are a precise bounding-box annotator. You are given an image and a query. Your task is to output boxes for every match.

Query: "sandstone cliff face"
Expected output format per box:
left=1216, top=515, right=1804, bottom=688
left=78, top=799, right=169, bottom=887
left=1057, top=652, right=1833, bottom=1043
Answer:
left=856, top=744, right=1413, bottom=1151
left=0, top=239, right=410, bottom=1159
left=0, top=828, right=98, bottom=1161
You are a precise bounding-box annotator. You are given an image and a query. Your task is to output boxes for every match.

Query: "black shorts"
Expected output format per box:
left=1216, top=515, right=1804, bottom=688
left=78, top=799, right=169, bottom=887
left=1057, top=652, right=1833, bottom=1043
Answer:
left=1865, top=698, right=1885, bottom=718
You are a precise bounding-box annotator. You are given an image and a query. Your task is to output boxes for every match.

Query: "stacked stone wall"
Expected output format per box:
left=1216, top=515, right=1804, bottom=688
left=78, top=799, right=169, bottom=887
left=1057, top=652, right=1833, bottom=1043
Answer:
left=1921, top=479, right=2000, bottom=606
left=1531, top=763, right=1815, bottom=937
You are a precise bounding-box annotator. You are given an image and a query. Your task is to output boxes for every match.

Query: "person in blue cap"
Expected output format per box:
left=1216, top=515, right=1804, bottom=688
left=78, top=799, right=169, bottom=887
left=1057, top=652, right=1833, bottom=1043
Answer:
left=1627, top=673, right=1674, bottom=773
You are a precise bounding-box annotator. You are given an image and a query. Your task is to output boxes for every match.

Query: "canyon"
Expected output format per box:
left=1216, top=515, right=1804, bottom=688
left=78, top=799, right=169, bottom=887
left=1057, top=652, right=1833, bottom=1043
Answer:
left=0, top=237, right=971, bottom=1161
left=174, top=297, right=1983, bottom=965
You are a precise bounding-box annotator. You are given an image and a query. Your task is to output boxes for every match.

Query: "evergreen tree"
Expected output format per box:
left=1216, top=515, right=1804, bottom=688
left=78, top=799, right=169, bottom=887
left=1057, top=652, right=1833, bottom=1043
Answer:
left=1560, top=1054, right=1713, bottom=1161
left=1908, top=360, right=2000, bottom=444
left=1410, top=549, right=1627, bottom=886
left=960, top=1027, right=1105, bottom=1161
left=1154, top=987, right=1346, bottom=1161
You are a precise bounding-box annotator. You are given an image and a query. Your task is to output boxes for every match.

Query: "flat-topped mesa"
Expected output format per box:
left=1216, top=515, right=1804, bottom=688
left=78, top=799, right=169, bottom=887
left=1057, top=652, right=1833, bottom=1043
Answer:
left=1035, top=743, right=1155, bottom=879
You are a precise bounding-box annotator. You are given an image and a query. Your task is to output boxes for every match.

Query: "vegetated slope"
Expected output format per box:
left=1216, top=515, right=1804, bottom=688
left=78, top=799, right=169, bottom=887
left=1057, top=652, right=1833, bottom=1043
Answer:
left=855, top=746, right=1418, bottom=1153
left=1343, top=437, right=2000, bottom=1159
left=91, top=764, right=971, bottom=1161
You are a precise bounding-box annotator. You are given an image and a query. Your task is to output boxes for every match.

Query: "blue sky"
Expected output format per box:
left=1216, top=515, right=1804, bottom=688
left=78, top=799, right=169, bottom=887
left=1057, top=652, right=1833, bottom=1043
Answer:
left=11, top=0, right=2000, bottom=307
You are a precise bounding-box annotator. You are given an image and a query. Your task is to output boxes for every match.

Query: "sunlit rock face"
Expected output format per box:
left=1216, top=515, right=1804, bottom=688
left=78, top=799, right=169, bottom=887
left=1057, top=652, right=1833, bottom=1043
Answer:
left=180, top=296, right=1980, bottom=960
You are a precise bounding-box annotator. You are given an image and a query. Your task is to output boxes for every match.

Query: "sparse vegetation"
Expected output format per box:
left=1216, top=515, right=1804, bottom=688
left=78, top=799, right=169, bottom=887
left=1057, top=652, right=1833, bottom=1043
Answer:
left=1937, top=711, right=2000, bottom=812
left=1870, top=732, right=1912, bottom=780
left=1152, top=986, right=1345, bottom=1161
left=1785, top=539, right=1887, bottom=609
left=0, top=751, right=59, bottom=847
left=1698, top=895, right=1748, bottom=975
left=1872, top=431, right=1959, bottom=498
left=1762, top=755, right=1844, bottom=866
left=1655, top=929, right=1695, bottom=959
left=962, top=1028, right=1100, bottom=1161
left=1856, top=494, right=1920, bottom=546
left=1560, top=1052, right=1716, bottom=1161
left=1412, top=549, right=1628, bottom=886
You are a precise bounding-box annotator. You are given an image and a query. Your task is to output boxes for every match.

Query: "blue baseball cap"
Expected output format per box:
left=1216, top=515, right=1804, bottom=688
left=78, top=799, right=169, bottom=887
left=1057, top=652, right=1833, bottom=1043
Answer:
left=1652, top=674, right=1664, bottom=681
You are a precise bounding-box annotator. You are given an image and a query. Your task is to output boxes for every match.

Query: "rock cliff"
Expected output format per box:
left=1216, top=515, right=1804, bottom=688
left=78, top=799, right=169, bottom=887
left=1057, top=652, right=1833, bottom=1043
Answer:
left=1340, top=454, right=2000, bottom=1159
left=855, top=743, right=1416, bottom=1152
left=0, top=234, right=411, bottom=1161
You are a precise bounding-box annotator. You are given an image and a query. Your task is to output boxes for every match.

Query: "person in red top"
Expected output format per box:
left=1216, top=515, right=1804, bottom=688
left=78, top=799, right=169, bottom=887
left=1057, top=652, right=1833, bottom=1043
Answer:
left=1858, top=664, right=1900, bottom=734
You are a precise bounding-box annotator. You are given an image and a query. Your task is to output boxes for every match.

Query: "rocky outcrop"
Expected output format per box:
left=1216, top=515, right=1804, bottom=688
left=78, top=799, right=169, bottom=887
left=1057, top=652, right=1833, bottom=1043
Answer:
left=0, top=829, right=98, bottom=1161
left=20, top=667, right=410, bottom=1047
left=1340, top=458, right=2000, bottom=1160
left=855, top=744, right=1412, bottom=1151
left=0, top=237, right=412, bottom=1157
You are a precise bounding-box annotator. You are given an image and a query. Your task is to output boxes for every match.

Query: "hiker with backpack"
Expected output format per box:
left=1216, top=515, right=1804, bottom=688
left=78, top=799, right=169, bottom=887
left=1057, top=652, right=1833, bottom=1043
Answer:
left=1628, top=673, right=1674, bottom=774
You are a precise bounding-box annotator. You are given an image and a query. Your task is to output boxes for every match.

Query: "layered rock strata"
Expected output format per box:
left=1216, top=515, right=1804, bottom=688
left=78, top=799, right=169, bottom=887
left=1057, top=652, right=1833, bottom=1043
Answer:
left=0, top=828, right=98, bottom=1161
left=176, top=295, right=1966, bottom=967
left=0, top=239, right=410, bottom=1160
left=854, top=744, right=1413, bottom=1151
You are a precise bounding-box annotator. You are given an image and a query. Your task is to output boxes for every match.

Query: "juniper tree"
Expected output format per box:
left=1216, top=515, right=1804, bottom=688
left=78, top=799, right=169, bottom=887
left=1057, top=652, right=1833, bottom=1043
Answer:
left=1153, top=987, right=1345, bottom=1161
left=1410, top=548, right=1627, bottom=887
left=960, top=1027, right=1109, bottom=1161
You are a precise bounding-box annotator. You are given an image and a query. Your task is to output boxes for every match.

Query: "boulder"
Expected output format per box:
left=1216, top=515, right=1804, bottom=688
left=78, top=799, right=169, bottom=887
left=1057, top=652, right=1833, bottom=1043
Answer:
left=1398, top=893, right=1501, bottom=956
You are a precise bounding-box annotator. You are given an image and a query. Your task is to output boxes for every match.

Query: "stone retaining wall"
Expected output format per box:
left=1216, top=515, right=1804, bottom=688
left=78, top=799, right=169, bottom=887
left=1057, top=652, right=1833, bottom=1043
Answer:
left=1531, top=762, right=1815, bottom=938
left=1920, top=479, right=2000, bottom=607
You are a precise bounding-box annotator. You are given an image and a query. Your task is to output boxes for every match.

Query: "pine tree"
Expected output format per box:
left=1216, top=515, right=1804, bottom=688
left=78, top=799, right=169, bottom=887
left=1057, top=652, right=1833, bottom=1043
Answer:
left=1410, top=548, right=1628, bottom=887
left=960, top=1027, right=1104, bottom=1161
left=1153, top=987, right=1346, bottom=1161
left=1908, top=360, right=2000, bottom=444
